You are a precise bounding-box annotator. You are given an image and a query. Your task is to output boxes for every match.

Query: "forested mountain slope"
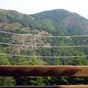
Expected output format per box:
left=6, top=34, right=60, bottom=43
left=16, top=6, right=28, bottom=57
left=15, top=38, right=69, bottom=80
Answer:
left=0, top=9, right=88, bottom=65
left=0, top=9, right=88, bottom=35
left=0, top=9, right=88, bottom=86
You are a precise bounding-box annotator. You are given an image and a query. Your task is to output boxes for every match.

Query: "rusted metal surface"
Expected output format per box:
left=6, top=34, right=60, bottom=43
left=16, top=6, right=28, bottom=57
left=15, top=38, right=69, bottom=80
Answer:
left=0, top=85, right=88, bottom=88
left=0, top=65, right=88, bottom=76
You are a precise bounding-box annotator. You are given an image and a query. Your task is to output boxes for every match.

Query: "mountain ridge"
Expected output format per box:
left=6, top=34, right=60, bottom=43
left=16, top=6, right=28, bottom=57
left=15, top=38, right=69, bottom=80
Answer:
left=0, top=9, right=88, bottom=35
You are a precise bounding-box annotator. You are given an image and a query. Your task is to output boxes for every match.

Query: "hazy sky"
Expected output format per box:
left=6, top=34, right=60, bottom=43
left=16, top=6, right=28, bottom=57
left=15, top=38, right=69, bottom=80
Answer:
left=0, top=0, right=88, bottom=18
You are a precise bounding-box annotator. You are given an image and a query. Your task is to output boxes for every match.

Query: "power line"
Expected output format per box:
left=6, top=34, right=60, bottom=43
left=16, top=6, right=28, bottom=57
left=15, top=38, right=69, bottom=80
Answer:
left=0, top=53, right=88, bottom=58
left=0, top=31, right=31, bottom=36
left=0, top=30, right=88, bottom=59
left=0, top=42, right=88, bottom=48
left=41, top=35, right=88, bottom=38
left=35, top=45, right=88, bottom=48
left=0, top=42, right=26, bottom=47
left=0, top=30, right=88, bottom=38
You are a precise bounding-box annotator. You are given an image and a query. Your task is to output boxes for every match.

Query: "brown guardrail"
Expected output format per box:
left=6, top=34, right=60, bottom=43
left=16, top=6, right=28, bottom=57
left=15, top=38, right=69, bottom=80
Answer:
left=0, top=65, right=88, bottom=76
left=0, top=65, right=88, bottom=88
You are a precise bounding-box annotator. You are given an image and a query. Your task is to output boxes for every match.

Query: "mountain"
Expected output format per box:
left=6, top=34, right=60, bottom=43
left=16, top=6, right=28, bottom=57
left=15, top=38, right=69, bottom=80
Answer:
left=0, top=9, right=88, bottom=65
left=31, top=9, right=88, bottom=35
left=1, top=8, right=88, bottom=86
left=0, top=9, right=88, bottom=35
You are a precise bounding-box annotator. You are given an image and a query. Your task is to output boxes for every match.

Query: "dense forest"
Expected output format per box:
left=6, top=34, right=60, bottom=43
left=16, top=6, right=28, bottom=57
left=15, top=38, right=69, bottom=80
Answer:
left=0, top=9, right=88, bottom=85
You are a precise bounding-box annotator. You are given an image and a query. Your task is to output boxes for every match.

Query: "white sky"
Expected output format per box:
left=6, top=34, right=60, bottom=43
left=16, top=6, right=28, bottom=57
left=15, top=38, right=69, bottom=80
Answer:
left=0, top=0, right=88, bottom=18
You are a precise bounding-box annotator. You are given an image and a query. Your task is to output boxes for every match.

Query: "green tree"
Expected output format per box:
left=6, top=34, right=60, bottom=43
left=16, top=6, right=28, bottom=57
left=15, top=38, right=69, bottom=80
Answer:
left=0, top=55, right=10, bottom=65
left=0, top=77, right=15, bottom=86
left=12, top=56, right=30, bottom=65
left=71, top=50, right=87, bottom=65
left=53, top=58, right=61, bottom=65
left=30, top=50, right=44, bottom=65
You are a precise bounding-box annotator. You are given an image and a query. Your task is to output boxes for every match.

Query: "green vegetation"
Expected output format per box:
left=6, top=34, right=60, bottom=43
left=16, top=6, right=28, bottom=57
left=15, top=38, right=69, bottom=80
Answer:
left=0, top=9, right=88, bottom=85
